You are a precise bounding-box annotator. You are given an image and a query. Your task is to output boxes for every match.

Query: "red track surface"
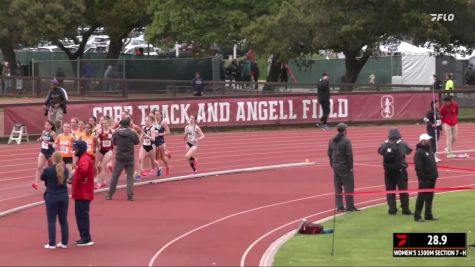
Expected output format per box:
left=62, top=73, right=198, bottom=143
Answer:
left=1, top=123, right=474, bottom=266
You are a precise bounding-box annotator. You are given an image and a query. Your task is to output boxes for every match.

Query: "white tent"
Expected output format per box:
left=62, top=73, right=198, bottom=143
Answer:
left=380, top=42, right=435, bottom=85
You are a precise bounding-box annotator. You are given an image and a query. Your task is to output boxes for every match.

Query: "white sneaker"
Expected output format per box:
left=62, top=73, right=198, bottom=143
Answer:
left=56, top=243, right=67, bottom=249
left=447, top=153, right=456, bottom=159
left=44, top=244, right=56, bottom=249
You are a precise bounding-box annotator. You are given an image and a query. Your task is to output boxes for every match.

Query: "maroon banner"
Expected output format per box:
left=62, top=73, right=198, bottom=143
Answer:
left=4, top=93, right=433, bottom=135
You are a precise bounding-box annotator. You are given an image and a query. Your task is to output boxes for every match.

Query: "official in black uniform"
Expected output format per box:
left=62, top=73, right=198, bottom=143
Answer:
left=317, top=73, right=330, bottom=130
left=413, top=133, right=439, bottom=222
left=378, top=128, right=413, bottom=215
left=327, top=123, right=359, bottom=212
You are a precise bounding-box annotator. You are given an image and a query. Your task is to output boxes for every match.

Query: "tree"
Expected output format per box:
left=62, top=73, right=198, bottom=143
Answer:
left=244, top=0, right=475, bottom=88
left=0, top=0, right=22, bottom=69
left=10, top=0, right=88, bottom=60
left=95, top=0, right=150, bottom=59
left=145, top=0, right=281, bottom=55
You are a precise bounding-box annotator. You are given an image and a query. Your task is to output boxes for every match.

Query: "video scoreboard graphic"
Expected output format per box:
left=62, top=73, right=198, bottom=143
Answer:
left=393, top=233, right=467, bottom=257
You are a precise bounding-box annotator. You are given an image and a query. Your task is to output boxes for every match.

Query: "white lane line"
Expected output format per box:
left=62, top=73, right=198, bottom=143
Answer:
left=0, top=161, right=314, bottom=217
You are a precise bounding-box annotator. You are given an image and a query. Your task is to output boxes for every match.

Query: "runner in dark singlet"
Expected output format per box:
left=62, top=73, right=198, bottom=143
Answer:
left=136, top=116, right=160, bottom=181
left=33, top=120, right=57, bottom=190
left=154, top=110, right=172, bottom=176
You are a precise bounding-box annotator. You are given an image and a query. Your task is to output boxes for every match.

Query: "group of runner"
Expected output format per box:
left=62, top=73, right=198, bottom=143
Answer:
left=33, top=110, right=205, bottom=190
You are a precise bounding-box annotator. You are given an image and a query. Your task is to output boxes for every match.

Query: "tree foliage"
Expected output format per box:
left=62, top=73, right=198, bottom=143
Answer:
left=146, top=0, right=281, bottom=53
left=244, top=0, right=475, bottom=85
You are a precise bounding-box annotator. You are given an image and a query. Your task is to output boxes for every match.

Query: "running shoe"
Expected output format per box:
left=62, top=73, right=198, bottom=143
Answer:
left=134, top=172, right=142, bottom=181
left=75, top=240, right=94, bottom=247
left=156, top=168, right=162, bottom=177
left=56, top=243, right=68, bottom=249
left=44, top=244, right=56, bottom=249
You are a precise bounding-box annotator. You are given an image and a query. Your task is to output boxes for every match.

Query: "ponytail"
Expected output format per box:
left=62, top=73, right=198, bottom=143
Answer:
left=52, top=152, right=65, bottom=185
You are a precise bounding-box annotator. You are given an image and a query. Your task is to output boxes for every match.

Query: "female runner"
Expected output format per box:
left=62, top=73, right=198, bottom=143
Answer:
left=55, top=123, right=75, bottom=183
left=184, top=115, right=205, bottom=174
left=33, top=120, right=57, bottom=190
left=136, top=116, right=160, bottom=181
left=70, top=117, right=79, bottom=135
left=154, top=110, right=171, bottom=176
left=95, top=117, right=114, bottom=189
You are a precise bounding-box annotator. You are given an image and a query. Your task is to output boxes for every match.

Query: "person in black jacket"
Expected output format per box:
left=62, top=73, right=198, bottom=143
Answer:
left=44, top=79, right=68, bottom=132
left=41, top=151, right=69, bottom=249
left=317, top=73, right=330, bottom=130
left=378, top=128, right=413, bottom=215
left=328, top=123, right=359, bottom=212
left=423, top=100, right=442, bottom=161
left=191, top=72, right=204, bottom=96
left=413, top=133, right=439, bottom=222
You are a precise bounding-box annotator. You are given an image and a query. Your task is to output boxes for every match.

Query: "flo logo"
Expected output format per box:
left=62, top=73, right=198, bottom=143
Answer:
left=430, top=13, right=455, bottom=21
left=381, top=95, right=394, bottom=118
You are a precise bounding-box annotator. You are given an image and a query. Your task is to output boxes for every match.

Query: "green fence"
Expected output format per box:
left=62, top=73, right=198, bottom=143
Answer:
left=290, top=56, right=402, bottom=84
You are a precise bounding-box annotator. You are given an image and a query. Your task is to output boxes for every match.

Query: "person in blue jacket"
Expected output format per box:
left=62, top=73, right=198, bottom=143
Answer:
left=41, top=151, right=69, bottom=249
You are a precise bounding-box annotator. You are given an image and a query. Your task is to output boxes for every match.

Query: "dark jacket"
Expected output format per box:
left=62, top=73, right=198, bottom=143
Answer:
left=413, top=143, right=438, bottom=181
left=41, top=165, right=68, bottom=195
left=72, top=141, right=94, bottom=200
left=45, top=88, right=67, bottom=110
left=192, top=77, right=204, bottom=96
left=377, top=128, right=412, bottom=168
left=112, top=127, right=140, bottom=163
left=425, top=109, right=442, bottom=132
left=328, top=133, right=353, bottom=169
left=317, top=79, right=330, bottom=101
left=433, top=78, right=442, bottom=90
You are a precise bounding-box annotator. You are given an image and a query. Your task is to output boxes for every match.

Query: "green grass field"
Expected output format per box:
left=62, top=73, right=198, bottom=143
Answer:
left=274, top=191, right=475, bottom=266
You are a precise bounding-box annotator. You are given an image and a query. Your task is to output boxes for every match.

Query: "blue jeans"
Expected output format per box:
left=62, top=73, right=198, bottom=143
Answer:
left=45, top=192, right=69, bottom=246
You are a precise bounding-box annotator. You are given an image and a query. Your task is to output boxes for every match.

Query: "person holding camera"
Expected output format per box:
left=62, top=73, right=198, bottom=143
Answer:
left=106, top=119, right=140, bottom=201
left=44, top=79, right=68, bottom=133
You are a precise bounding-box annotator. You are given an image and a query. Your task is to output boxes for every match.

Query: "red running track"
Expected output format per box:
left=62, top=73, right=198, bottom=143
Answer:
left=0, top=123, right=474, bottom=266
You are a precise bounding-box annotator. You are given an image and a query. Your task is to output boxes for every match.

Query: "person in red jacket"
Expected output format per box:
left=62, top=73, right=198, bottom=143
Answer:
left=72, top=140, right=95, bottom=246
left=439, top=96, right=459, bottom=158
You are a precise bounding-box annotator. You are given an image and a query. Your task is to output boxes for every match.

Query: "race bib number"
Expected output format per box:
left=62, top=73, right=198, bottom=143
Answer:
left=102, top=140, right=112, bottom=147
left=143, top=139, right=152, bottom=146
left=41, top=142, right=49, bottom=149
left=61, top=146, right=69, bottom=154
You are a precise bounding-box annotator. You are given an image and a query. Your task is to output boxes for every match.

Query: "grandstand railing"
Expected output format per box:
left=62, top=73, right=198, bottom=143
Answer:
left=1, top=76, right=475, bottom=103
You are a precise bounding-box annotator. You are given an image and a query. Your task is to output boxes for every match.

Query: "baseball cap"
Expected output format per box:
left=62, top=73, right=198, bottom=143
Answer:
left=337, top=123, right=348, bottom=132
left=419, top=133, right=432, bottom=141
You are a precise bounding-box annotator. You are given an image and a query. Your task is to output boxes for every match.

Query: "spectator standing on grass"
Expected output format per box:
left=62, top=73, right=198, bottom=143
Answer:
left=55, top=67, right=66, bottom=87
left=41, top=152, right=69, bottom=249
left=327, top=123, right=359, bottom=212
left=191, top=72, right=204, bottom=96
left=440, top=96, right=459, bottom=158
left=432, top=74, right=442, bottom=91
left=2, top=61, right=11, bottom=94
left=15, top=61, right=23, bottom=97
left=44, top=79, right=68, bottom=133
left=251, top=61, right=260, bottom=90
left=71, top=140, right=95, bottom=246
left=106, top=119, right=140, bottom=201
left=413, top=133, right=439, bottom=222
left=377, top=128, right=413, bottom=216
left=317, top=73, right=331, bottom=130
left=423, top=100, right=442, bottom=162
left=241, top=58, right=252, bottom=88
left=81, top=62, right=94, bottom=92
